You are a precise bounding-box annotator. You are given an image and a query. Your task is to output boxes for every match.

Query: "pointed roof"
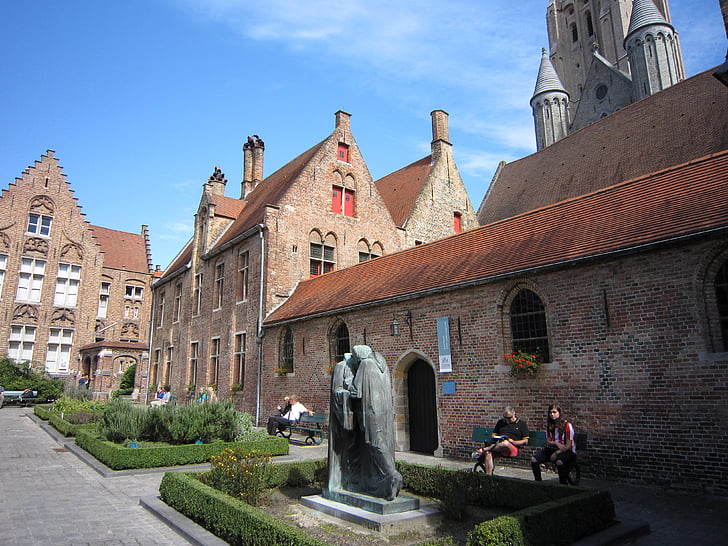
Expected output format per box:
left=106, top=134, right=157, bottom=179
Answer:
left=266, top=150, right=728, bottom=325
left=480, top=69, right=728, bottom=224
left=375, top=156, right=433, bottom=227
left=627, top=0, right=671, bottom=35
left=532, top=48, right=568, bottom=99
left=89, top=225, right=149, bottom=273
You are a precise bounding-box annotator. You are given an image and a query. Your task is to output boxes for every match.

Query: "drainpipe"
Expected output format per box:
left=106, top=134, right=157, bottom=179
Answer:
left=255, top=224, right=266, bottom=426
left=145, top=286, right=158, bottom=405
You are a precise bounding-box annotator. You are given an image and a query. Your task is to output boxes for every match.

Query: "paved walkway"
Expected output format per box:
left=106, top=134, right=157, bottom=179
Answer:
left=2, top=406, right=727, bottom=545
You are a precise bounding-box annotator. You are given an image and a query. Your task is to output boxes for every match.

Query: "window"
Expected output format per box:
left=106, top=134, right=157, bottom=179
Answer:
left=233, top=332, right=246, bottom=387
left=214, top=262, right=224, bottom=309
left=173, top=283, right=182, bottom=322
left=124, top=305, right=140, bottom=319
left=156, top=292, right=165, bottom=328
left=279, top=327, right=294, bottom=374
left=151, top=349, right=161, bottom=387
left=586, top=12, right=594, bottom=36
left=571, top=23, right=578, bottom=42
left=509, top=289, right=551, bottom=362
left=164, top=345, right=173, bottom=385
left=358, top=240, right=383, bottom=262
left=454, top=212, right=463, bottom=234
left=210, top=338, right=221, bottom=386
left=332, top=322, right=350, bottom=363
left=310, top=233, right=336, bottom=277
left=125, top=285, right=143, bottom=300
left=9, top=324, right=36, bottom=363
left=238, top=251, right=249, bottom=302
left=46, top=328, right=73, bottom=373
left=332, top=186, right=355, bottom=217
left=0, top=254, right=7, bottom=296
left=16, top=258, right=46, bottom=302
left=193, top=273, right=202, bottom=315
left=98, top=282, right=111, bottom=319
left=716, top=261, right=728, bottom=349
left=27, top=213, right=52, bottom=236
left=54, top=263, right=81, bottom=307
left=189, top=342, right=199, bottom=387
left=337, top=143, right=349, bottom=163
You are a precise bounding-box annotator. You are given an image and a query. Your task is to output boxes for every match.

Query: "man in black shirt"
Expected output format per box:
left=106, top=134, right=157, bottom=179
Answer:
left=473, top=406, right=529, bottom=475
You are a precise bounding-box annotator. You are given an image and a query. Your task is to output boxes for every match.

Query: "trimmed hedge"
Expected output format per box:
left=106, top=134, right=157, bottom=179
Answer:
left=160, top=460, right=615, bottom=546
left=160, top=471, right=327, bottom=545
left=75, top=430, right=289, bottom=470
left=48, top=413, right=89, bottom=437
left=34, top=405, right=53, bottom=420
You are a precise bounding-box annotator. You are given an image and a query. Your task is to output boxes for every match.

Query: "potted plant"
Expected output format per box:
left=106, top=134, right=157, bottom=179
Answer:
left=504, top=350, right=541, bottom=377
left=229, top=383, right=243, bottom=394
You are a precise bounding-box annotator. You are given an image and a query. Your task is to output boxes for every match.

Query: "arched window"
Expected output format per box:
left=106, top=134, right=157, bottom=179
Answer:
left=715, top=261, right=728, bottom=349
left=510, top=289, right=551, bottom=362
left=310, top=231, right=336, bottom=276
left=279, top=327, right=294, bottom=374
left=330, top=321, right=350, bottom=364
left=571, top=23, right=578, bottom=43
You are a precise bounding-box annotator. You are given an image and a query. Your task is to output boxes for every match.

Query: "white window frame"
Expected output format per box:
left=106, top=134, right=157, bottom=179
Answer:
left=125, top=284, right=143, bottom=301
left=16, top=258, right=46, bottom=302
left=27, top=213, right=52, bottom=236
left=9, top=324, right=36, bottom=363
left=98, top=282, right=111, bottom=319
left=46, top=328, right=73, bottom=373
left=0, top=254, right=7, bottom=296
left=210, top=337, right=221, bottom=385
left=54, top=263, right=81, bottom=307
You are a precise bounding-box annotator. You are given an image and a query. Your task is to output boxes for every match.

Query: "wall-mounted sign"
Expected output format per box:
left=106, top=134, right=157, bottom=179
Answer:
left=436, top=317, right=452, bottom=372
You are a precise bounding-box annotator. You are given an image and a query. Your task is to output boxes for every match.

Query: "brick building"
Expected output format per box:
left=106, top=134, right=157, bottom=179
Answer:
left=262, top=70, right=728, bottom=493
left=146, top=110, right=477, bottom=415
left=0, top=151, right=156, bottom=395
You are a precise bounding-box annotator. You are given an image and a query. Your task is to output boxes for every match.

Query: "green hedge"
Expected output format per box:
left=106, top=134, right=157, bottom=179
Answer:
left=49, top=413, right=88, bottom=437
left=75, top=431, right=289, bottom=470
left=160, top=471, right=326, bottom=545
left=34, top=405, right=53, bottom=420
left=159, top=460, right=614, bottom=546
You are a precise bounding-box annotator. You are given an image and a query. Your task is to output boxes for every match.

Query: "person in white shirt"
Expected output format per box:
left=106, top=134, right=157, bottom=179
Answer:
left=267, top=394, right=313, bottom=435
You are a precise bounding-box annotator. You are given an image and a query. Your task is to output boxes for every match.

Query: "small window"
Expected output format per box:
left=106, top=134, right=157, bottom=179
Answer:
left=193, top=273, right=202, bottom=316
left=595, top=84, right=608, bottom=100
left=27, top=213, right=52, bottom=236
left=238, top=251, right=249, bottom=302
left=333, top=322, right=350, bottom=363
left=279, top=327, right=294, bottom=374
left=210, top=337, right=221, bottom=386
left=156, top=292, right=165, bottom=328
left=214, top=262, right=224, bottom=309
left=234, top=333, right=246, bottom=387
left=98, top=282, right=111, bottom=319
left=454, top=212, right=463, bottom=234
left=125, top=285, right=143, bottom=301
left=571, top=23, right=578, bottom=42
left=189, top=342, right=199, bottom=386
left=332, top=186, right=355, bottom=217
left=310, top=233, right=336, bottom=277
left=173, top=283, right=182, bottom=322
left=510, top=289, right=551, bottom=362
left=337, top=143, right=349, bottom=163
left=586, top=12, right=594, bottom=36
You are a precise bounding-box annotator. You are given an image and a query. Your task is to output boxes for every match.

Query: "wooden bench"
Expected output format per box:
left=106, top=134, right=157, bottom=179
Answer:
left=278, top=413, right=327, bottom=445
left=1, top=390, right=38, bottom=407
left=469, top=426, right=588, bottom=485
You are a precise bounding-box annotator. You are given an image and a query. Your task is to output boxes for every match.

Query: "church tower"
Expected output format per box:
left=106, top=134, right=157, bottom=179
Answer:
left=531, top=49, right=571, bottom=151
left=624, top=0, right=684, bottom=101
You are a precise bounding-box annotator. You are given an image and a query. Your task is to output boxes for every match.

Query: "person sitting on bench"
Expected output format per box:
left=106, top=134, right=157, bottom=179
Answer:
left=531, top=404, right=576, bottom=484
left=473, top=406, right=529, bottom=475
left=267, top=394, right=313, bottom=435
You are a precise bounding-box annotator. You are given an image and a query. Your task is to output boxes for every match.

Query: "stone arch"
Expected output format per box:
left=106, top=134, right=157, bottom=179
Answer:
left=391, top=350, right=442, bottom=456
left=29, top=195, right=55, bottom=214
left=326, top=317, right=351, bottom=365
left=496, top=280, right=552, bottom=362
left=695, top=242, right=728, bottom=353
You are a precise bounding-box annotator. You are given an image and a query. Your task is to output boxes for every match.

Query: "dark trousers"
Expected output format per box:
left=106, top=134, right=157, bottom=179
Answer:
left=532, top=448, right=576, bottom=483
left=267, top=415, right=292, bottom=435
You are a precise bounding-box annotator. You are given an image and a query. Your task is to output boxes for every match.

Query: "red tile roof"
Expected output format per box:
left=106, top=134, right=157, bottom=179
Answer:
left=265, top=150, right=728, bottom=325
left=478, top=69, right=728, bottom=223
left=210, top=193, right=246, bottom=219
left=375, top=156, right=433, bottom=226
left=89, top=225, right=149, bottom=273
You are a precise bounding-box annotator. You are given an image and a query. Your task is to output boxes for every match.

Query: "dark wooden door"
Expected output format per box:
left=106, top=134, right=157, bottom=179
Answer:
left=407, top=359, right=438, bottom=454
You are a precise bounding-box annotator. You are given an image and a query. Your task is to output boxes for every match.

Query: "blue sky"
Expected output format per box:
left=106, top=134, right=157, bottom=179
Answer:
left=1, top=0, right=725, bottom=269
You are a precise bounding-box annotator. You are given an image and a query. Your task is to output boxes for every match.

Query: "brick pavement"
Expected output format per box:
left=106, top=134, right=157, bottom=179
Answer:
left=3, top=405, right=727, bottom=545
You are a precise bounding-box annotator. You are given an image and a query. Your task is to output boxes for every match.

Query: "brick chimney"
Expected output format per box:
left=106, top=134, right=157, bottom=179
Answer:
left=335, top=110, right=351, bottom=131
left=431, top=109, right=451, bottom=162
left=241, top=135, right=264, bottom=198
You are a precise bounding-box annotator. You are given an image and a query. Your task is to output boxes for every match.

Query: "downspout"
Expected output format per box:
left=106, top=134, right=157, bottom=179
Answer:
left=255, top=224, right=265, bottom=426
left=145, top=287, right=157, bottom=405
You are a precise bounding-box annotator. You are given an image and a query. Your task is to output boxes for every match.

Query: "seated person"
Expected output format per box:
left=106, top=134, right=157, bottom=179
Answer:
left=473, top=406, right=529, bottom=475
left=150, top=385, right=171, bottom=406
left=266, top=394, right=312, bottom=435
left=531, top=404, right=576, bottom=484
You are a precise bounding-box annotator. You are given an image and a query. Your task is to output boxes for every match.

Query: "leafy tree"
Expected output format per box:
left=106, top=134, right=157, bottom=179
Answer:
left=0, top=357, right=64, bottom=402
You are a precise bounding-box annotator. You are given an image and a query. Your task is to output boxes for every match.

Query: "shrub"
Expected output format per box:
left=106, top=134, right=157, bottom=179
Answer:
left=119, top=363, right=136, bottom=390
left=66, top=410, right=98, bottom=425
left=98, top=399, right=146, bottom=442
left=0, top=357, right=64, bottom=402
left=53, top=395, right=106, bottom=415
left=202, top=448, right=274, bottom=506
left=167, top=401, right=241, bottom=444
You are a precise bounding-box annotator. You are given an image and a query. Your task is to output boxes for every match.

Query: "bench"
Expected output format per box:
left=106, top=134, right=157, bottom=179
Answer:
left=469, top=426, right=588, bottom=485
left=1, top=390, right=38, bottom=407
left=277, top=413, right=327, bottom=445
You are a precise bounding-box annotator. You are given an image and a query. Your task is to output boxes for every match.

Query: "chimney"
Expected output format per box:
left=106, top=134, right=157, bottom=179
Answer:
left=335, top=110, right=351, bottom=132
left=241, top=135, right=264, bottom=198
left=431, top=109, right=451, bottom=161
left=206, top=166, right=227, bottom=197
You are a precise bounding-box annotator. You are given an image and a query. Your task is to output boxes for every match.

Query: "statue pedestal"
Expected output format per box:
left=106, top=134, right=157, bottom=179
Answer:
left=322, top=488, right=419, bottom=515
left=301, top=492, right=439, bottom=534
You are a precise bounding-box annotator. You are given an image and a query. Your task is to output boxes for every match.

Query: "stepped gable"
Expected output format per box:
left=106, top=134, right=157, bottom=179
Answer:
left=266, top=150, right=728, bottom=324
left=89, top=225, right=149, bottom=273
left=214, top=140, right=326, bottom=249
left=479, top=69, right=728, bottom=224
left=375, top=156, right=433, bottom=227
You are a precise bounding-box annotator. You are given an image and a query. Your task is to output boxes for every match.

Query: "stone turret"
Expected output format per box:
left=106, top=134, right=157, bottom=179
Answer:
left=531, top=48, right=570, bottom=151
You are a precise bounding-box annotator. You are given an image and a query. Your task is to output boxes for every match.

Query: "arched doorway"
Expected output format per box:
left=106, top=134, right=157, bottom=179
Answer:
left=407, top=359, right=438, bottom=454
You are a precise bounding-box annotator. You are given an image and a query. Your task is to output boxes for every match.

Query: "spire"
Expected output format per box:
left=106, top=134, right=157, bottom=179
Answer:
left=627, top=0, right=671, bottom=36
left=532, top=48, right=568, bottom=99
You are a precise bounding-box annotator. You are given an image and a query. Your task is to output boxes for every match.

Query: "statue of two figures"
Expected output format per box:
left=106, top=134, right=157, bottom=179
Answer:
left=328, top=345, right=403, bottom=501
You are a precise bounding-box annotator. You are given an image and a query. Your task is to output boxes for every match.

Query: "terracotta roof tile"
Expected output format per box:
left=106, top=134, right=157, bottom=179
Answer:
left=375, top=156, right=433, bottom=226
left=210, top=193, right=246, bottom=219
left=266, top=150, right=728, bottom=324
left=89, top=225, right=149, bottom=273
left=479, top=69, right=728, bottom=223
